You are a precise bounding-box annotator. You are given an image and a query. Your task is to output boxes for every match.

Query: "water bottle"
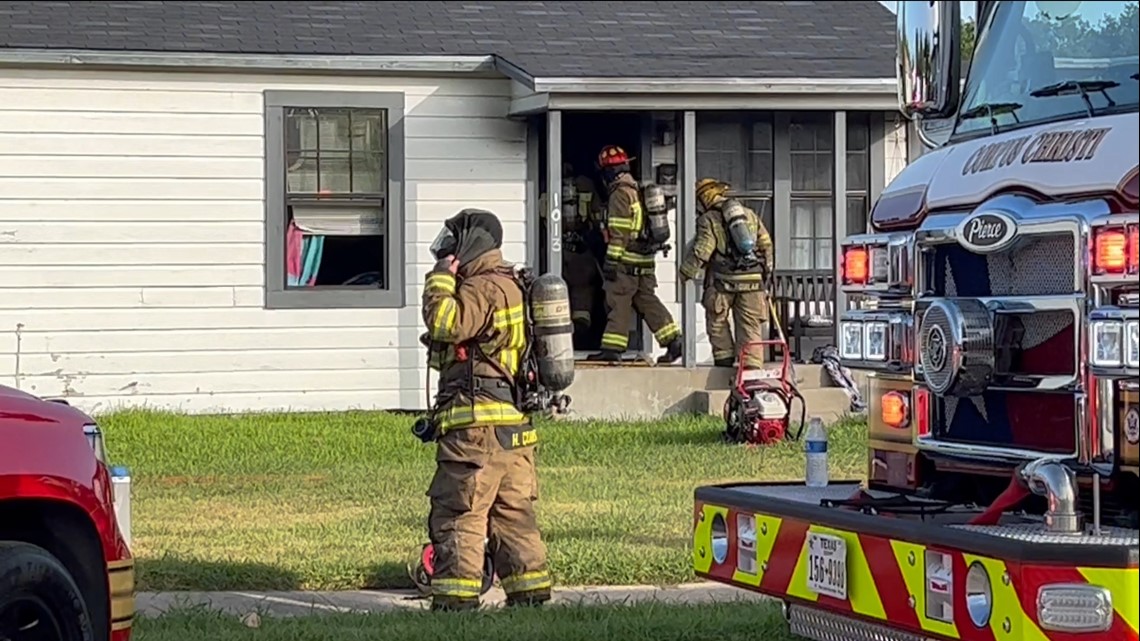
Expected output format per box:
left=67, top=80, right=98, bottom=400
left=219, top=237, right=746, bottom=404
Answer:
left=804, top=417, right=829, bottom=488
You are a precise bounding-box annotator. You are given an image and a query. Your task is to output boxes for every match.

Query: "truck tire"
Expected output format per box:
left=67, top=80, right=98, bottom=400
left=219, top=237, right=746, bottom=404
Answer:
left=0, top=541, right=95, bottom=641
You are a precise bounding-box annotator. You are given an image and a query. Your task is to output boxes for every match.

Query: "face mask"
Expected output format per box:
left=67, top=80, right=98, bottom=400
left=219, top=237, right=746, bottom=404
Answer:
left=430, top=226, right=458, bottom=259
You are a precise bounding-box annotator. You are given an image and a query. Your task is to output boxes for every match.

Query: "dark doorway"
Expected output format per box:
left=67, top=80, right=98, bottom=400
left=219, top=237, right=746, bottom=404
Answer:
left=535, top=111, right=648, bottom=357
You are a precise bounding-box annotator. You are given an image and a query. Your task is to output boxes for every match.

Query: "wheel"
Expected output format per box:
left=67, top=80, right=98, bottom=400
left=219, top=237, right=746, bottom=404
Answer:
left=0, top=541, right=95, bottom=641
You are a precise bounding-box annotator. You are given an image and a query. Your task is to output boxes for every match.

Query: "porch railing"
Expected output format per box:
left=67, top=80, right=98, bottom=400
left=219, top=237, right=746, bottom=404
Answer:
left=769, top=269, right=864, bottom=363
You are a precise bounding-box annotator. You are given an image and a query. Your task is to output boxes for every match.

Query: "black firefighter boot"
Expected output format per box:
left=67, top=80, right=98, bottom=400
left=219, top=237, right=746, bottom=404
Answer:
left=430, top=596, right=481, bottom=612
left=586, top=349, right=622, bottom=363
left=714, top=357, right=735, bottom=368
left=506, top=588, right=552, bottom=608
left=657, top=338, right=683, bottom=365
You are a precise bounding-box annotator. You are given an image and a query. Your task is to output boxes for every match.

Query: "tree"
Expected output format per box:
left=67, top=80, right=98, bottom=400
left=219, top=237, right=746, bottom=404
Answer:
left=961, top=17, right=976, bottom=75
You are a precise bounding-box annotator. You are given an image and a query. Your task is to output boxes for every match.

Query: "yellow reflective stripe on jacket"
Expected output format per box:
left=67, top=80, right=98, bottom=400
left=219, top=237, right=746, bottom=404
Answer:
left=429, top=298, right=459, bottom=341
left=431, top=577, right=483, bottom=599
left=628, top=201, right=644, bottom=232
left=608, top=216, right=636, bottom=232
left=492, top=304, right=527, bottom=377
left=619, top=251, right=655, bottom=266
left=500, top=570, right=552, bottom=595
left=606, top=243, right=625, bottom=260
left=717, top=272, right=766, bottom=282
left=438, top=400, right=527, bottom=431
left=425, top=273, right=456, bottom=295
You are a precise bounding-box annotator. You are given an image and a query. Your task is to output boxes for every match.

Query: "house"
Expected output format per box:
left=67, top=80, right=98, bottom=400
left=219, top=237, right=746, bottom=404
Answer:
left=0, top=1, right=912, bottom=415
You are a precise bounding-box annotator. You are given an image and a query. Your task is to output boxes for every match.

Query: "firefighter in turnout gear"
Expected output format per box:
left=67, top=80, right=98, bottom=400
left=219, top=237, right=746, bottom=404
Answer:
left=538, top=164, right=606, bottom=338
left=588, top=145, right=683, bottom=364
left=679, top=178, right=774, bottom=368
left=419, top=209, right=553, bottom=611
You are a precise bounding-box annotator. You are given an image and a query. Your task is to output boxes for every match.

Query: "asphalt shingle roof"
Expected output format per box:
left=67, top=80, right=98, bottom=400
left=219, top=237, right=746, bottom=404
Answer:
left=0, top=1, right=896, bottom=79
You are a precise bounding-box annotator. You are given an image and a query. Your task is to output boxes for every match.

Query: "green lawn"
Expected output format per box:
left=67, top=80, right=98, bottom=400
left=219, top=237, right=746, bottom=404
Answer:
left=102, top=409, right=866, bottom=592
left=134, top=602, right=794, bottom=641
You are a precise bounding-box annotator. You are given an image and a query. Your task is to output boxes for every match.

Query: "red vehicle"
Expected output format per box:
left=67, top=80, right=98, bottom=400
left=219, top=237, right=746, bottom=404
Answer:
left=694, top=1, right=1138, bottom=640
left=0, top=384, right=135, bottom=641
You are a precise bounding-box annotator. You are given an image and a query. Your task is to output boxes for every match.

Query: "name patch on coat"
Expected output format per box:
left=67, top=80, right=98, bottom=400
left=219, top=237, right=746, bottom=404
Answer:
left=496, top=425, right=539, bottom=449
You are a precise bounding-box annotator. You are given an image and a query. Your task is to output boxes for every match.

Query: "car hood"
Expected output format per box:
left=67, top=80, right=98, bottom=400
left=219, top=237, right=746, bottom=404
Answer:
left=0, top=384, right=94, bottom=426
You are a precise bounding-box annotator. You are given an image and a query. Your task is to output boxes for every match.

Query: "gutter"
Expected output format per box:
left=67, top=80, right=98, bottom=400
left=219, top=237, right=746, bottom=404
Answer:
left=0, top=48, right=496, bottom=75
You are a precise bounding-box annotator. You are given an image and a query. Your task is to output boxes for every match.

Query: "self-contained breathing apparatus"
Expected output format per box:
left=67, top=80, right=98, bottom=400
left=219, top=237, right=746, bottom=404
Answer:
left=413, top=266, right=576, bottom=444
left=718, top=198, right=769, bottom=282
left=639, top=183, right=673, bottom=257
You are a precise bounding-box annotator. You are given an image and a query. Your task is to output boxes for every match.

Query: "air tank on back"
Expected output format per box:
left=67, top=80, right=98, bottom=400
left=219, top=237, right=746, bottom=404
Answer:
left=722, top=198, right=756, bottom=256
left=528, top=273, right=575, bottom=392
left=641, top=183, right=671, bottom=245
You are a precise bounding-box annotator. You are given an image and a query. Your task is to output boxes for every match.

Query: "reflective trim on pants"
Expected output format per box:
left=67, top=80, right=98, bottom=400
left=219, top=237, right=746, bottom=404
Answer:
left=500, top=570, right=553, bottom=596
left=431, top=577, right=483, bottom=599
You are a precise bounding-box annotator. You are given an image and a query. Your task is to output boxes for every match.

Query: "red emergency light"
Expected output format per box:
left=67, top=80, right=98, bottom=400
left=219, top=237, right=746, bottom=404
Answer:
left=1092, top=224, right=1139, bottom=275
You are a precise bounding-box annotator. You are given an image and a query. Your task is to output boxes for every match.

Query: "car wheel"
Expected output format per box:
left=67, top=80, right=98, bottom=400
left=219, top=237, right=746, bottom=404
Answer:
left=0, top=541, right=95, bottom=641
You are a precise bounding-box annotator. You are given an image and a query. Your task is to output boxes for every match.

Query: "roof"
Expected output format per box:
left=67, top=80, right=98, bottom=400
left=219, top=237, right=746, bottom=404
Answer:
left=0, top=1, right=896, bottom=80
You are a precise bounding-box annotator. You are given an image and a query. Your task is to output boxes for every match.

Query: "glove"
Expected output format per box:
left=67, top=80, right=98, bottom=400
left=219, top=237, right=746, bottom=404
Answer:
left=602, top=260, right=619, bottom=281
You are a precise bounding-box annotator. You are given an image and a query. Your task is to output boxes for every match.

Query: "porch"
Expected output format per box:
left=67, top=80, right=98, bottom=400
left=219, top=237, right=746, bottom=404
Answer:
left=510, top=82, right=906, bottom=367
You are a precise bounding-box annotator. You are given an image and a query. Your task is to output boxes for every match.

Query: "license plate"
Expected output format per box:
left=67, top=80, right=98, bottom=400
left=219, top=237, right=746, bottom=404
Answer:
left=806, top=532, right=847, bottom=600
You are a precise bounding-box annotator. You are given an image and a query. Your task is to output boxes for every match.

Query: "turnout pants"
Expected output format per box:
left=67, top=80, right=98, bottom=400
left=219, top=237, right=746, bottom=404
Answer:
left=427, top=424, right=551, bottom=610
left=600, top=268, right=681, bottom=352
left=563, top=250, right=599, bottom=330
left=704, top=287, right=769, bottom=367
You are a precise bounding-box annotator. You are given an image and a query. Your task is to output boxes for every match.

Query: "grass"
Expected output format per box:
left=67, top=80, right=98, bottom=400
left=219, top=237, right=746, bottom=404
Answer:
left=102, top=409, right=867, bottom=592
left=134, top=602, right=796, bottom=641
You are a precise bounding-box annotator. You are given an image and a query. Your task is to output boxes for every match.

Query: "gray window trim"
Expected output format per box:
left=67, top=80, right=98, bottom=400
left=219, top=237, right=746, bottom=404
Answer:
left=263, top=89, right=406, bottom=310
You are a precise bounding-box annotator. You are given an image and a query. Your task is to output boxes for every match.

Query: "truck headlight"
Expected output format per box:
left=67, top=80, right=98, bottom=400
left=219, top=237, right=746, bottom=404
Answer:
left=1037, top=584, right=1113, bottom=633
left=864, top=322, right=888, bottom=361
left=838, top=311, right=913, bottom=371
left=1092, top=320, right=1124, bottom=367
left=83, top=424, right=108, bottom=464
left=841, top=322, right=864, bottom=360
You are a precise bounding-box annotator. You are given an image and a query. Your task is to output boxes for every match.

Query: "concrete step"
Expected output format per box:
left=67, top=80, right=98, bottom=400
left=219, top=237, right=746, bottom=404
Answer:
left=560, top=361, right=867, bottom=421
left=694, top=387, right=857, bottom=425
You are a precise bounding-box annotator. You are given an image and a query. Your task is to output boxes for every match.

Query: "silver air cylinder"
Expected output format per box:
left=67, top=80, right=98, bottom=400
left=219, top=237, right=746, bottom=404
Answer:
left=529, top=273, right=575, bottom=392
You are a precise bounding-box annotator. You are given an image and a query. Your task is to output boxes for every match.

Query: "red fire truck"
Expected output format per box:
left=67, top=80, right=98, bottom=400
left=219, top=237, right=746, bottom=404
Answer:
left=0, top=384, right=135, bottom=641
left=692, top=2, right=1138, bottom=640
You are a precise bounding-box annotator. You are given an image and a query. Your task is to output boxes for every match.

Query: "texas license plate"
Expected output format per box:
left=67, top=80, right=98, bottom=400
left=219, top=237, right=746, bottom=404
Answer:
left=806, top=532, right=847, bottom=600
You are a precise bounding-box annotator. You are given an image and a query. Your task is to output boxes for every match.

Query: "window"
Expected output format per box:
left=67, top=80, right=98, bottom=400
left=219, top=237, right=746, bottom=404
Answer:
left=695, top=113, right=775, bottom=235
left=788, top=113, right=833, bottom=270
left=845, top=113, right=872, bottom=237
left=264, top=91, right=405, bottom=309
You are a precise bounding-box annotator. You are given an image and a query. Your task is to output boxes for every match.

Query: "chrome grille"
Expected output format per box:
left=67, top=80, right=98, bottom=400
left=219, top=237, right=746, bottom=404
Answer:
left=933, top=233, right=1076, bottom=298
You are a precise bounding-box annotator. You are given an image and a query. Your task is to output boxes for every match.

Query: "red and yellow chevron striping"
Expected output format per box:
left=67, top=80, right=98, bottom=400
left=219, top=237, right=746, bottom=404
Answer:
left=693, top=503, right=1138, bottom=641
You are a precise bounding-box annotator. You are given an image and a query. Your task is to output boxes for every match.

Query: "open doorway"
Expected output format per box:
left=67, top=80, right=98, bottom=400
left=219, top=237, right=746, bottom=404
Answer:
left=535, top=111, right=648, bottom=358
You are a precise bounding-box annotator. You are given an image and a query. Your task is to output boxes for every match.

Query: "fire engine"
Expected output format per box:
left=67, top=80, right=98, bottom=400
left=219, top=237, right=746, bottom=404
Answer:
left=692, top=2, right=1139, bottom=640
left=0, top=384, right=135, bottom=641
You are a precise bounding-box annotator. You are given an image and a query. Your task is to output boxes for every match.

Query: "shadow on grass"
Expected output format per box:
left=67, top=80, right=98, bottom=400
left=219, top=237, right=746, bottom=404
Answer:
left=362, top=561, right=420, bottom=590
left=138, top=555, right=302, bottom=592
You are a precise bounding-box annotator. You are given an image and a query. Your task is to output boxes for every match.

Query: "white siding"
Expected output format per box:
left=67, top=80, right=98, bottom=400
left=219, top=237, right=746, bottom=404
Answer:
left=0, top=68, right=526, bottom=415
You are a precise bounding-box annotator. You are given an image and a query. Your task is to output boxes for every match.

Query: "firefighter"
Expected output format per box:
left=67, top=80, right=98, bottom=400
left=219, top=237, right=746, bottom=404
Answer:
left=419, top=209, right=552, bottom=611
left=539, top=164, right=606, bottom=337
left=679, top=178, right=774, bottom=368
left=588, top=145, right=683, bottom=364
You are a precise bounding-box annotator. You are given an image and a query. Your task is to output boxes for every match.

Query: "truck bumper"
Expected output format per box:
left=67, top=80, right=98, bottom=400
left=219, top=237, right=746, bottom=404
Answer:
left=693, top=482, right=1138, bottom=641
left=108, top=558, right=135, bottom=641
